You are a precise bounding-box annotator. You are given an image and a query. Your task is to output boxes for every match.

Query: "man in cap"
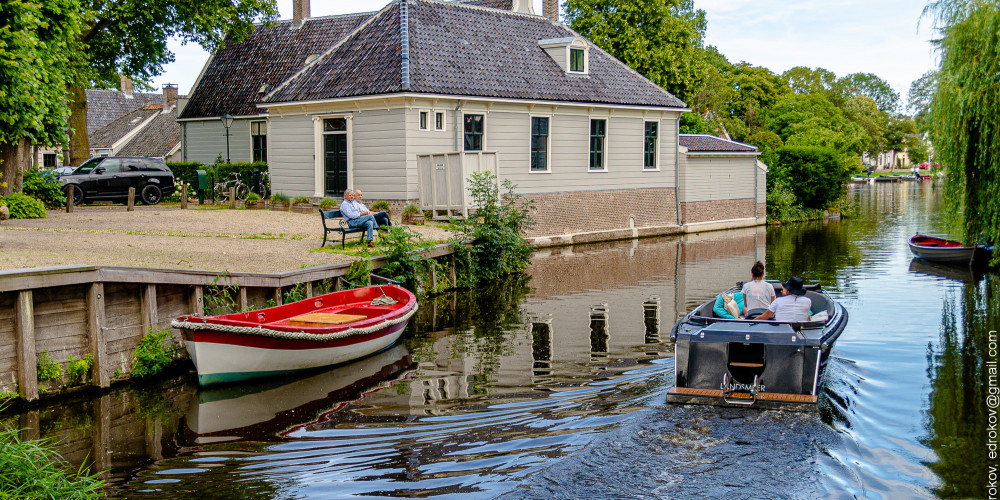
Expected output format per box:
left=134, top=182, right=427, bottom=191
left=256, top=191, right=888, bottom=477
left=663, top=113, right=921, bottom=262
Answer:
left=756, top=276, right=812, bottom=322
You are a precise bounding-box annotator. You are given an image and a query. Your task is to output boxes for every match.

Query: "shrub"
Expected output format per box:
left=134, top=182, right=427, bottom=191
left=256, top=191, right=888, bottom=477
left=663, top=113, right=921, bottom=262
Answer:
left=773, top=146, right=849, bottom=209
left=291, top=196, right=311, bottom=205
left=371, top=200, right=390, bottom=211
left=165, top=161, right=208, bottom=187
left=344, top=258, right=373, bottom=288
left=23, top=169, right=66, bottom=208
left=130, top=327, right=183, bottom=379
left=213, top=162, right=268, bottom=189
left=37, top=350, right=62, bottom=383
left=0, top=428, right=105, bottom=498
left=246, top=192, right=261, bottom=202
left=319, top=197, right=338, bottom=209
left=402, top=204, right=420, bottom=216
left=2, top=193, right=47, bottom=219
left=271, top=192, right=290, bottom=203
left=377, top=226, right=428, bottom=288
left=65, top=355, right=93, bottom=385
left=450, top=172, right=535, bottom=283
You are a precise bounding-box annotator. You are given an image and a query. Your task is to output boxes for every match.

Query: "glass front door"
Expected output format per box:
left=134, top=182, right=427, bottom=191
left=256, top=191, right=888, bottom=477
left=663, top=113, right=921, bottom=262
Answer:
left=324, top=133, right=347, bottom=197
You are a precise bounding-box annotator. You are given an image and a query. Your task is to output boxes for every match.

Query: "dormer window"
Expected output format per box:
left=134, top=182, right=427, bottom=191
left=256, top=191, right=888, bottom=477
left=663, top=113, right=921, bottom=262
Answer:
left=570, top=49, right=585, bottom=72
left=539, top=37, right=590, bottom=75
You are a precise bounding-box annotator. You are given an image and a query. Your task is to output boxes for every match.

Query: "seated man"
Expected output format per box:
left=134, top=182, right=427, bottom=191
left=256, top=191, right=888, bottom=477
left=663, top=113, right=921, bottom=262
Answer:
left=339, top=189, right=377, bottom=248
left=354, top=189, right=391, bottom=228
left=756, top=276, right=812, bottom=322
left=713, top=292, right=745, bottom=319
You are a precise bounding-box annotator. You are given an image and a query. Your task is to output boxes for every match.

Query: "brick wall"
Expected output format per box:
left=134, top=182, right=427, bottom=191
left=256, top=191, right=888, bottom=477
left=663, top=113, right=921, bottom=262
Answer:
left=757, top=202, right=766, bottom=219
left=513, top=187, right=678, bottom=237
left=680, top=198, right=756, bottom=224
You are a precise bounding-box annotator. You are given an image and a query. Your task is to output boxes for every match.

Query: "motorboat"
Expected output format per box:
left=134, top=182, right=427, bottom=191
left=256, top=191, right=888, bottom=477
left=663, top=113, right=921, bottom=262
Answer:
left=172, top=282, right=418, bottom=385
left=667, top=281, right=849, bottom=410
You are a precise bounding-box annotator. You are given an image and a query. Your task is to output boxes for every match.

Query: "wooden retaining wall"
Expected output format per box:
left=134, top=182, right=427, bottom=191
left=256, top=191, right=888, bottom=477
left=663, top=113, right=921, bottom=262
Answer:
left=0, top=244, right=455, bottom=402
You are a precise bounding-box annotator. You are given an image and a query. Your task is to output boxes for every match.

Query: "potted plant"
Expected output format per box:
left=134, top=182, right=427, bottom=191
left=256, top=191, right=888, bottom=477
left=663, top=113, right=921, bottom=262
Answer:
left=402, top=204, right=421, bottom=225
left=319, top=197, right=339, bottom=211
left=245, top=192, right=266, bottom=210
left=270, top=192, right=290, bottom=211
left=291, top=196, right=313, bottom=214
left=371, top=200, right=391, bottom=221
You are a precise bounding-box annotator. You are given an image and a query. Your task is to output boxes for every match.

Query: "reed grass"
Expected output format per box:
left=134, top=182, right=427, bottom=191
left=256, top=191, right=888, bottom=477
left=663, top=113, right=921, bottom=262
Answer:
left=0, top=427, right=104, bottom=498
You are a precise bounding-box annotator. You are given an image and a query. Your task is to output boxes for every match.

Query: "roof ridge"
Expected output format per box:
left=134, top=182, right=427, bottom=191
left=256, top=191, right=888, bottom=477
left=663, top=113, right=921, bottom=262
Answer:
left=423, top=0, right=540, bottom=20
left=263, top=10, right=376, bottom=27
left=263, top=1, right=400, bottom=103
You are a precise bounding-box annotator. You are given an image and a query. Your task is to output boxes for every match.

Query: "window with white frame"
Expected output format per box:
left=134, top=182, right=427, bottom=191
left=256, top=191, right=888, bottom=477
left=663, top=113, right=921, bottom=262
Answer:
left=251, top=121, right=267, bottom=163
left=530, top=116, right=550, bottom=172
left=435, top=111, right=446, bottom=131
left=570, top=48, right=586, bottom=72
left=419, top=111, right=429, bottom=131
left=589, top=119, right=606, bottom=170
left=644, top=121, right=658, bottom=169
left=464, top=114, right=484, bottom=151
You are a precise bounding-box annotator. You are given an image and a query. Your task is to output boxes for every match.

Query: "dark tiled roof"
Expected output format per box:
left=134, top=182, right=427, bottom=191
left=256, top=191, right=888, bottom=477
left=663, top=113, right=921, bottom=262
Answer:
left=116, top=110, right=182, bottom=157
left=179, top=12, right=375, bottom=119
left=267, top=4, right=402, bottom=103
left=453, top=0, right=514, bottom=9
left=680, top=134, right=758, bottom=153
left=90, top=107, right=160, bottom=148
left=266, top=0, right=684, bottom=108
left=86, top=90, right=161, bottom=134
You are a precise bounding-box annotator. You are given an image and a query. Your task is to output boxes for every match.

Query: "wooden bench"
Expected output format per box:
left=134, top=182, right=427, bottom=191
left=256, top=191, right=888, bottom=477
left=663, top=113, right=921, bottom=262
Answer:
left=319, top=209, right=386, bottom=248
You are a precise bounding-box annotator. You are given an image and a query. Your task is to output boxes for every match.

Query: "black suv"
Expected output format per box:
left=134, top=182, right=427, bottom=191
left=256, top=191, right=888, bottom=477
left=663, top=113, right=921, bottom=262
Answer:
left=61, top=157, right=175, bottom=206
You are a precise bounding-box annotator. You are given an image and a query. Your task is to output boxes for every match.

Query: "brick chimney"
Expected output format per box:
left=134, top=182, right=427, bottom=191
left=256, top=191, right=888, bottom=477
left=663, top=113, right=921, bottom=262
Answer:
left=543, top=0, right=558, bottom=22
left=120, top=75, right=134, bottom=98
left=511, top=0, right=534, bottom=14
left=293, top=0, right=310, bottom=25
left=162, top=84, right=178, bottom=111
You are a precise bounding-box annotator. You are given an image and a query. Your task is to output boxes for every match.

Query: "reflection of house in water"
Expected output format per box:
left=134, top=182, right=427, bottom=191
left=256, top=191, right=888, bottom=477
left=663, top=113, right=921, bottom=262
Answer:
left=380, top=228, right=766, bottom=411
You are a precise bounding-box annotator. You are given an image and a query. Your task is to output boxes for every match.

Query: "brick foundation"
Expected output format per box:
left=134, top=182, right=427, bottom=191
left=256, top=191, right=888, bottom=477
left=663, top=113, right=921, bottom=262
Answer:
left=757, top=202, right=766, bottom=219
left=514, top=188, right=679, bottom=238
left=680, top=198, right=756, bottom=225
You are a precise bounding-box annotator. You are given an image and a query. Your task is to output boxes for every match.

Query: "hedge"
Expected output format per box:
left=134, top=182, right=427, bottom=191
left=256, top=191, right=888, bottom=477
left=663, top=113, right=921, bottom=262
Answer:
left=167, top=161, right=269, bottom=196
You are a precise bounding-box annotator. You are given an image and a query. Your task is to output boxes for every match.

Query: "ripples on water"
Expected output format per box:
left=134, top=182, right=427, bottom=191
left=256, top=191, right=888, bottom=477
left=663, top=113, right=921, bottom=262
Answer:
left=5, top=183, right=998, bottom=498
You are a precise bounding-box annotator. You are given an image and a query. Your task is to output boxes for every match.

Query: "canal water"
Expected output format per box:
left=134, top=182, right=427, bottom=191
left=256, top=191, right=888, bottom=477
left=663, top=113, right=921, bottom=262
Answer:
left=2, top=182, right=996, bottom=498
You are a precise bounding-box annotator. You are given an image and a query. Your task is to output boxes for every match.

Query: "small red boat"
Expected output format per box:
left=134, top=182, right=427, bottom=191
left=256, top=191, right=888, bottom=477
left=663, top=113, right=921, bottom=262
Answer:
left=171, top=284, right=418, bottom=385
left=908, top=234, right=993, bottom=265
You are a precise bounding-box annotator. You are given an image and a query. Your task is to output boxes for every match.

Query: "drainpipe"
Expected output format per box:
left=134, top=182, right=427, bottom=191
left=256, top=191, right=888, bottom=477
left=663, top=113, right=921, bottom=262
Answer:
left=675, top=116, right=682, bottom=226
left=454, top=100, right=463, bottom=152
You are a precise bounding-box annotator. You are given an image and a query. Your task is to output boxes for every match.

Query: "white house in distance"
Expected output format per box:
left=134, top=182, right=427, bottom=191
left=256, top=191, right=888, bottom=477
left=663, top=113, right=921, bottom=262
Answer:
left=179, top=0, right=765, bottom=239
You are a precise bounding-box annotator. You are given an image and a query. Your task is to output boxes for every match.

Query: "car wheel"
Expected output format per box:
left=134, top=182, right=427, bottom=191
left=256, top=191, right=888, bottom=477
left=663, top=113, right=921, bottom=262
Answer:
left=141, top=184, right=162, bottom=205
left=63, top=185, right=84, bottom=206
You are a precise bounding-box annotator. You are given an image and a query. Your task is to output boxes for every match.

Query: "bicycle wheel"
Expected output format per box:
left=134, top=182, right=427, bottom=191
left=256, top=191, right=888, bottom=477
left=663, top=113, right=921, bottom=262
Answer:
left=214, top=183, right=229, bottom=203
left=234, top=182, right=250, bottom=201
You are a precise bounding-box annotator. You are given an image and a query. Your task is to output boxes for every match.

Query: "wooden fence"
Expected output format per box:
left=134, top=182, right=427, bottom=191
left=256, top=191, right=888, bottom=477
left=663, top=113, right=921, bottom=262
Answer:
left=0, top=244, right=455, bottom=402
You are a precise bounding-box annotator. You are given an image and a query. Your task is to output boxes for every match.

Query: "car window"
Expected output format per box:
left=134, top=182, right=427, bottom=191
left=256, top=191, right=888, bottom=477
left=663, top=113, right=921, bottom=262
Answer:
left=143, top=159, right=167, bottom=171
left=74, top=158, right=102, bottom=174
left=101, top=159, right=121, bottom=173
left=123, top=159, right=142, bottom=171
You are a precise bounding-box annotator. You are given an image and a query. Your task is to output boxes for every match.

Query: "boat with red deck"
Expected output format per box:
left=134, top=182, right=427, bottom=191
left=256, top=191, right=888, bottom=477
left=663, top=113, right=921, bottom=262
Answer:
left=171, top=281, right=417, bottom=385
left=908, top=233, right=993, bottom=265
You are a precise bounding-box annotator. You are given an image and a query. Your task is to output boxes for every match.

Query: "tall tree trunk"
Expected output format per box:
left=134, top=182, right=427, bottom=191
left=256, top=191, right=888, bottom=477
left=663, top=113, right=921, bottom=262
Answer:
left=0, top=138, right=30, bottom=196
left=69, top=84, right=90, bottom=165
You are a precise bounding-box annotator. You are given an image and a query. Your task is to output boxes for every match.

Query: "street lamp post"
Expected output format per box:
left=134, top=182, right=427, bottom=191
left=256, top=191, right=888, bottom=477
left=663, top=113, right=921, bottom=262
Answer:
left=221, top=114, right=234, bottom=163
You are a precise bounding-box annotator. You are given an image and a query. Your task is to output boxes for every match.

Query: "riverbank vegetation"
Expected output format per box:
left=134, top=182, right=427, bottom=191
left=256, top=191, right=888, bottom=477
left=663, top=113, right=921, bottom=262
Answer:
left=923, top=0, right=1000, bottom=259
left=565, top=0, right=924, bottom=223
left=0, top=427, right=104, bottom=498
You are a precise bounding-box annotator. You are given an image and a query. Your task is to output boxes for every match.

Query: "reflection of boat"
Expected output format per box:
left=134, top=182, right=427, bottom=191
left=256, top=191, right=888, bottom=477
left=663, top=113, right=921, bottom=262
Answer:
left=874, top=175, right=900, bottom=183
left=908, top=234, right=993, bottom=265
left=668, top=281, right=849, bottom=410
left=186, top=344, right=414, bottom=441
left=172, top=285, right=418, bottom=385
left=909, top=258, right=985, bottom=283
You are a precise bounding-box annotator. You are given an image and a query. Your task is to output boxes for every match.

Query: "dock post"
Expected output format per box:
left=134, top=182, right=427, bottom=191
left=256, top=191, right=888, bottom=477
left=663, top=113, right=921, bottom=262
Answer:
left=239, top=287, right=248, bottom=311
left=450, top=255, right=457, bottom=288
left=140, top=284, right=158, bottom=334
left=15, top=290, right=38, bottom=402
left=274, top=287, right=283, bottom=305
left=191, top=285, right=204, bottom=315
left=127, top=187, right=135, bottom=211
left=87, top=283, right=110, bottom=388
left=306, top=281, right=314, bottom=298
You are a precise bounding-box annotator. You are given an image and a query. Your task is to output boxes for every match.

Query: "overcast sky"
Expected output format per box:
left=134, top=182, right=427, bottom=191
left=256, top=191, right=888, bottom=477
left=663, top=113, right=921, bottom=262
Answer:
left=152, top=0, right=939, bottom=106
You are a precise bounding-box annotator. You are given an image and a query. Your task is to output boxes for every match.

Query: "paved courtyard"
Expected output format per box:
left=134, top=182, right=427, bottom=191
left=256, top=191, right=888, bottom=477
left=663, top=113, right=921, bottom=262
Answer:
left=0, top=205, right=451, bottom=273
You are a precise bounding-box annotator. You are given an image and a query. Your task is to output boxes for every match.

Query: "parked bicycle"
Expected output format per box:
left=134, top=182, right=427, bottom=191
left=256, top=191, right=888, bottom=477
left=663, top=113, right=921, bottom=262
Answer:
left=254, top=169, right=271, bottom=199
left=214, top=172, right=249, bottom=203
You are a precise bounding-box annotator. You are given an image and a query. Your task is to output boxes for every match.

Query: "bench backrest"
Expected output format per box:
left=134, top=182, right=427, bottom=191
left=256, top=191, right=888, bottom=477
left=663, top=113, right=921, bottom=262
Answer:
left=320, top=209, right=343, bottom=219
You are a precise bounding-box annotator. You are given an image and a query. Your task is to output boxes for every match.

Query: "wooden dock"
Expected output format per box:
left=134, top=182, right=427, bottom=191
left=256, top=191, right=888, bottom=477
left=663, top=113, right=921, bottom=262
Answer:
left=0, top=244, right=456, bottom=402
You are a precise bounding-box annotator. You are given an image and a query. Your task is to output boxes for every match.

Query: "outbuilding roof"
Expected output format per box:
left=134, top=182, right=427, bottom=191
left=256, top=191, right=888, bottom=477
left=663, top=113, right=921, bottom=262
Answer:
left=90, top=107, right=161, bottom=149
left=182, top=0, right=685, bottom=119
left=679, top=134, right=758, bottom=153
left=86, top=90, right=162, bottom=134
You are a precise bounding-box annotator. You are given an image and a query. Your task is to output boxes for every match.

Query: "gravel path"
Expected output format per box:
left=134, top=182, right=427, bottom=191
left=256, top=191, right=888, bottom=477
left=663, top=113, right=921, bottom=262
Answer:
left=0, top=205, right=454, bottom=273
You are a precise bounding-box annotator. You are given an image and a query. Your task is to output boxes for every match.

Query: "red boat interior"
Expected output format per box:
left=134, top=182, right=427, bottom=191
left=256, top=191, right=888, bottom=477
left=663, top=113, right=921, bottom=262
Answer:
left=911, top=235, right=963, bottom=248
left=199, top=285, right=414, bottom=331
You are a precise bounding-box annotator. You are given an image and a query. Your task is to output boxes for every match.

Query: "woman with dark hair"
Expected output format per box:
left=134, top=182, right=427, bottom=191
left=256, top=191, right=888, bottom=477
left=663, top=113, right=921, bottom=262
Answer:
left=741, top=261, right=775, bottom=317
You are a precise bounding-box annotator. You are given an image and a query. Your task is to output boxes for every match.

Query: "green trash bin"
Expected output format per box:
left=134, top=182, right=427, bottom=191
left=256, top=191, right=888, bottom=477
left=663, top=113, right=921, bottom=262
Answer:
left=196, top=170, right=209, bottom=204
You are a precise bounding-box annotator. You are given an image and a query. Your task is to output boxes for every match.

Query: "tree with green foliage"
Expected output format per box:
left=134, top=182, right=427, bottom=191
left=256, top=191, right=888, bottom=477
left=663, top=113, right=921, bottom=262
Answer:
left=564, top=0, right=708, bottom=104
left=783, top=66, right=838, bottom=96
left=907, top=70, right=938, bottom=133
left=842, top=95, right=889, bottom=156
left=766, top=93, right=868, bottom=156
left=837, top=72, right=901, bottom=114
left=772, top=146, right=849, bottom=209
left=925, top=0, right=1000, bottom=250
left=67, top=0, right=279, bottom=164
left=0, top=0, right=84, bottom=196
